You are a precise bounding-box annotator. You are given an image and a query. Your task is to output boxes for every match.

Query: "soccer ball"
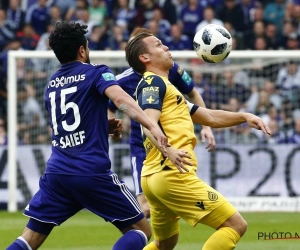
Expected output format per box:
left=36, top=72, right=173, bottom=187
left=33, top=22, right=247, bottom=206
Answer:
left=193, top=24, right=232, bottom=63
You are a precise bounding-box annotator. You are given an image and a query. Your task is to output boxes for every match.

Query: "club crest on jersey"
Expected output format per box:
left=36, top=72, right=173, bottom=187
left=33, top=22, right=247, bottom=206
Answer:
left=102, top=72, right=116, bottom=81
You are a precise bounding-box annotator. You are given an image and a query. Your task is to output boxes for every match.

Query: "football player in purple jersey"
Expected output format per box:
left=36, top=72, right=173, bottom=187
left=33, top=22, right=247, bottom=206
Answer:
left=6, top=22, right=169, bottom=250
left=108, top=28, right=216, bottom=218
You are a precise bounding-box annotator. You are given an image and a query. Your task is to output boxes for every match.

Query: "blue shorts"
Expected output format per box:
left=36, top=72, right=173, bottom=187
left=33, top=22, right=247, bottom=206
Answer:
left=24, top=173, right=144, bottom=230
left=130, top=148, right=146, bottom=196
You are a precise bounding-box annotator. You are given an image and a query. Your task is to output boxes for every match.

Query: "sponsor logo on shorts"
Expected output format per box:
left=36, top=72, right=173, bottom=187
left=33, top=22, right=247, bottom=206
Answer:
left=208, top=191, right=218, bottom=201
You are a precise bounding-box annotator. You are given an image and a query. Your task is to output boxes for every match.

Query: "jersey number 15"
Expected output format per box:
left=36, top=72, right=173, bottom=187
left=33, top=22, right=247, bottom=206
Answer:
left=48, top=86, right=81, bottom=135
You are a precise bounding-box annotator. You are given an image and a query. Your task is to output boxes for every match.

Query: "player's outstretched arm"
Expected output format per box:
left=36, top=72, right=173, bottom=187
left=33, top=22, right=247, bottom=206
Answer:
left=191, top=107, right=272, bottom=135
left=105, top=85, right=168, bottom=154
left=186, top=88, right=216, bottom=152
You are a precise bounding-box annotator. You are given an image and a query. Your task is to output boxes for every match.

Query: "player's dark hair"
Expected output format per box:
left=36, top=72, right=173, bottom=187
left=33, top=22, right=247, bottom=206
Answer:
left=49, top=22, right=88, bottom=64
left=125, top=32, right=152, bottom=74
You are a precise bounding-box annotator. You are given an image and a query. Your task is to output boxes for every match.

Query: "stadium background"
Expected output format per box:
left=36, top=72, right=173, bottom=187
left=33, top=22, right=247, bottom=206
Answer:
left=0, top=0, right=300, bottom=249
left=0, top=0, right=300, bottom=148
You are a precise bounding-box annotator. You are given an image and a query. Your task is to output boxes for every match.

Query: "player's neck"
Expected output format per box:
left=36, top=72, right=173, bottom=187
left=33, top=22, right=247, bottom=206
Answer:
left=61, top=60, right=83, bottom=66
left=146, top=68, right=168, bottom=77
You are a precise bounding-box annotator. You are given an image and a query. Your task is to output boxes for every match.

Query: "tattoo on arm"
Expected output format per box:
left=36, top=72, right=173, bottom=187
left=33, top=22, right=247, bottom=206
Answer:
left=118, top=103, right=137, bottom=120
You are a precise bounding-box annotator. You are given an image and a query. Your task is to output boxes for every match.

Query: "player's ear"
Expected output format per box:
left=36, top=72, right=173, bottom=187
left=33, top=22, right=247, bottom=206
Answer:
left=78, top=45, right=86, bottom=59
left=139, top=53, right=150, bottom=62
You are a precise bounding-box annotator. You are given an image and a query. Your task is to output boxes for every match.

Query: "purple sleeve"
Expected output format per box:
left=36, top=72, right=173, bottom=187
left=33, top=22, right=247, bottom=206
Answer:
left=168, top=62, right=194, bottom=94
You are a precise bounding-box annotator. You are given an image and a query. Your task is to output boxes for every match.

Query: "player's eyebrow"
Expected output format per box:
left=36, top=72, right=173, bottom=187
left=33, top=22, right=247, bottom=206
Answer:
left=154, top=39, right=162, bottom=46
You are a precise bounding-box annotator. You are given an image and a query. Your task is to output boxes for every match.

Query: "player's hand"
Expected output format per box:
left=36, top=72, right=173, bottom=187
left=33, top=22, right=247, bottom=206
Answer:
left=108, top=118, right=123, bottom=141
left=200, top=126, right=216, bottom=152
left=167, top=147, right=192, bottom=173
left=246, top=114, right=272, bottom=135
left=150, top=126, right=169, bottom=157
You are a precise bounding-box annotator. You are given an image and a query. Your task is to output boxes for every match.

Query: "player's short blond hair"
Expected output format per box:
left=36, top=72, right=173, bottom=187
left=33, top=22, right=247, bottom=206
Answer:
left=129, top=27, right=152, bottom=41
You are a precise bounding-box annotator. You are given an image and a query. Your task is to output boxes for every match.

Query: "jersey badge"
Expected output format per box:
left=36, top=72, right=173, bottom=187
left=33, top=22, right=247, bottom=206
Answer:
left=102, top=72, right=116, bottom=81
left=182, top=71, right=192, bottom=85
left=142, top=87, right=159, bottom=105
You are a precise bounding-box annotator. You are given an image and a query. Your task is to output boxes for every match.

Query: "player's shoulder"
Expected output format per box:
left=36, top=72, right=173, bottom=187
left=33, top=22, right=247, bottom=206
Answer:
left=81, top=62, right=110, bottom=72
left=141, top=72, right=167, bottom=86
left=116, top=67, right=136, bottom=80
left=170, top=62, right=181, bottom=74
left=83, top=63, right=116, bottom=79
left=169, top=62, right=194, bottom=90
left=80, top=63, right=118, bottom=84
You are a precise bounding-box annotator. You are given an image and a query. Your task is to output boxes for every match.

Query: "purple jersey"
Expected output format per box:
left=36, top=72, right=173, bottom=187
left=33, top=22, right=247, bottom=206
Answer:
left=108, top=63, right=194, bottom=153
left=44, top=61, right=118, bottom=176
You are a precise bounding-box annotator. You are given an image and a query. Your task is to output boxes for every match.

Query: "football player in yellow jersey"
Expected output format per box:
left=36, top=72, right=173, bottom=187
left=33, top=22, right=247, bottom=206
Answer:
left=125, top=32, right=272, bottom=250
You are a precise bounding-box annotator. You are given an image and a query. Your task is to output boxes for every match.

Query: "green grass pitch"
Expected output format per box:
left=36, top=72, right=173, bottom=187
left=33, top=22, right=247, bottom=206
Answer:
left=1, top=210, right=299, bottom=249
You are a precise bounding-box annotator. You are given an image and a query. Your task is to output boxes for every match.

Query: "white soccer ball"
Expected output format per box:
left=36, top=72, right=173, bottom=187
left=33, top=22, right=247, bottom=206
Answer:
left=193, top=24, right=232, bottom=63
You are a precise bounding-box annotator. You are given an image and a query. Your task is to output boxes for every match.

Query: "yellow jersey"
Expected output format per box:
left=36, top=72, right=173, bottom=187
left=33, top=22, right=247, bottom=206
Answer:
left=136, top=71, right=198, bottom=176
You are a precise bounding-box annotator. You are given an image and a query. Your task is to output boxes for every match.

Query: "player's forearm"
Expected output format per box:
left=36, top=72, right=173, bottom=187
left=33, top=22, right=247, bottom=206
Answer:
left=115, top=95, right=155, bottom=132
left=192, top=108, right=250, bottom=128
left=209, top=111, right=249, bottom=128
left=143, top=127, right=165, bottom=154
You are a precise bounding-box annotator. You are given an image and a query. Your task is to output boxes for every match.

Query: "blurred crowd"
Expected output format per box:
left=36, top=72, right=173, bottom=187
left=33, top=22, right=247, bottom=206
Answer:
left=0, top=0, right=299, bottom=145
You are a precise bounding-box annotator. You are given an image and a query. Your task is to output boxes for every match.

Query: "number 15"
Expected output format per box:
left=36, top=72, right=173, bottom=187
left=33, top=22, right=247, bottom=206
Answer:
left=49, top=87, right=81, bottom=135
